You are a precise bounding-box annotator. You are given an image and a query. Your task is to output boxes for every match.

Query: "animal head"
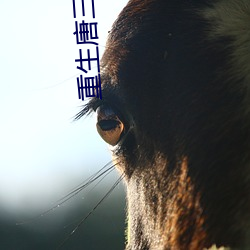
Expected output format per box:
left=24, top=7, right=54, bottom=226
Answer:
left=78, top=0, right=250, bottom=249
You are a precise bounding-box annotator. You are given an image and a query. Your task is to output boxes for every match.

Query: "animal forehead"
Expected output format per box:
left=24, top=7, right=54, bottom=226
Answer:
left=101, top=2, right=210, bottom=110
left=101, top=0, right=250, bottom=93
left=101, top=0, right=210, bottom=84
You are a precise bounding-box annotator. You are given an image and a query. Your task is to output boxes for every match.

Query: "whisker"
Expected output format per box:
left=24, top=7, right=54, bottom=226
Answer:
left=56, top=172, right=125, bottom=250
left=52, top=164, right=116, bottom=231
left=16, top=161, right=118, bottom=225
left=55, top=161, right=117, bottom=203
left=84, top=165, right=116, bottom=195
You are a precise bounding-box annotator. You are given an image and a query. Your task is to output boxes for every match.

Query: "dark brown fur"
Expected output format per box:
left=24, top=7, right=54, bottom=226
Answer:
left=79, top=0, right=250, bottom=249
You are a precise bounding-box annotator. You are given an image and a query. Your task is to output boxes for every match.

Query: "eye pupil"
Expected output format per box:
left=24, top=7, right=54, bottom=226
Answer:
left=97, top=120, right=121, bottom=131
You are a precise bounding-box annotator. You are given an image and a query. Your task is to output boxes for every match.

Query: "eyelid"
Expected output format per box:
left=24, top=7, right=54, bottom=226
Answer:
left=96, top=104, right=120, bottom=120
left=89, top=98, right=104, bottom=112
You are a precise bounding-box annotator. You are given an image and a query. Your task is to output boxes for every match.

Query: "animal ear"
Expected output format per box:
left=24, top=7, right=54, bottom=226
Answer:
left=96, top=105, right=125, bottom=146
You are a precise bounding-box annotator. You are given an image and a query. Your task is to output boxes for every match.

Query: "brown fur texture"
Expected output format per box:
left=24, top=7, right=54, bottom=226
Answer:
left=79, top=0, right=250, bottom=249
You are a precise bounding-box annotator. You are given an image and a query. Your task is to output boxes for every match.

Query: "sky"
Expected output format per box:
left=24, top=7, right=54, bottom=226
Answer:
left=0, top=0, right=128, bottom=214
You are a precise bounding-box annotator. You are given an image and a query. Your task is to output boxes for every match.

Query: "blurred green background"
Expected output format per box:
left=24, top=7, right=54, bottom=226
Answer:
left=0, top=176, right=126, bottom=250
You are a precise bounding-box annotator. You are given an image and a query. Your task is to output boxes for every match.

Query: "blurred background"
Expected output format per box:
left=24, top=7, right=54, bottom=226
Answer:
left=0, top=0, right=128, bottom=249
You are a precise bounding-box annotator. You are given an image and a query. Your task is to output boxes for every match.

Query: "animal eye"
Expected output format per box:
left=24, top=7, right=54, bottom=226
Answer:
left=96, top=105, right=125, bottom=146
